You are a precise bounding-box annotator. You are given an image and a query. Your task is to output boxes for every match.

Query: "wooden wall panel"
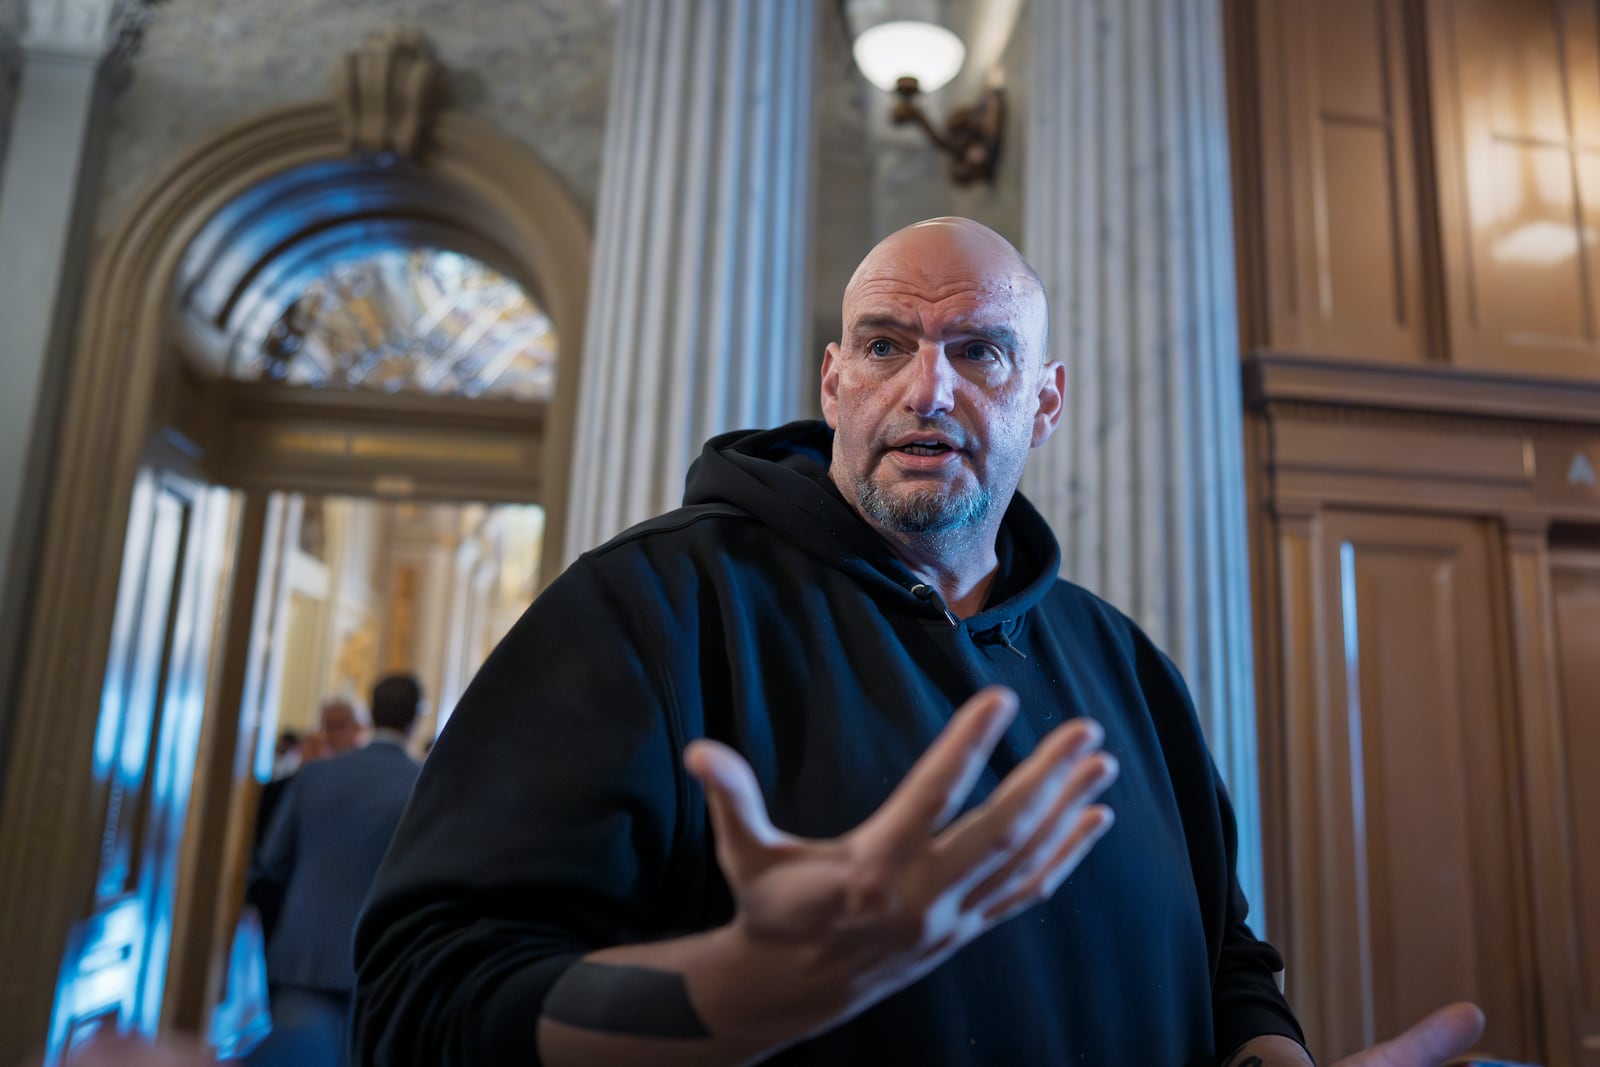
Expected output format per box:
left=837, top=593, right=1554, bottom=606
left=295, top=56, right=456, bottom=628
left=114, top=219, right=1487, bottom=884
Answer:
left=1249, top=390, right=1600, bottom=1063
left=1549, top=546, right=1600, bottom=1064
left=1249, top=0, right=1431, bottom=361
left=1429, top=0, right=1600, bottom=378
left=1234, top=0, right=1600, bottom=1057
left=1503, top=525, right=1580, bottom=1067
left=1282, top=510, right=1538, bottom=1060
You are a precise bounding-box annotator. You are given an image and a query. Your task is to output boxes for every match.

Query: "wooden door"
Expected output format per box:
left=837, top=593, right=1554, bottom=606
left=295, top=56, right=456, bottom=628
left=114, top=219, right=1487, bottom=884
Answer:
left=1278, top=508, right=1540, bottom=1061
left=41, top=469, right=235, bottom=1061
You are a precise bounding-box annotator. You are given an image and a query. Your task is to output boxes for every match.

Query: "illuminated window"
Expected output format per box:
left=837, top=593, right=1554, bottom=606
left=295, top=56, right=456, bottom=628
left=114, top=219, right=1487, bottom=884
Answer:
left=234, top=248, right=557, bottom=401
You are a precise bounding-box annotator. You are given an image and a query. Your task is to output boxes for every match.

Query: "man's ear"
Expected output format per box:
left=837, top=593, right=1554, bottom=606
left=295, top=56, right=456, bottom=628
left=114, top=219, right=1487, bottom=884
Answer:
left=1031, top=359, right=1066, bottom=447
left=820, top=342, right=841, bottom=428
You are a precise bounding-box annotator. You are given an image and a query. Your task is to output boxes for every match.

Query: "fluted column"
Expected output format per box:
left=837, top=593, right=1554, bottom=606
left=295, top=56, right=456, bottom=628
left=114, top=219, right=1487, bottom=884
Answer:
left=1020, top=0, right=1265, bottom=919
left=564, top=0, right=816, bottom=558
left=0, top=0, right=125, bottom=751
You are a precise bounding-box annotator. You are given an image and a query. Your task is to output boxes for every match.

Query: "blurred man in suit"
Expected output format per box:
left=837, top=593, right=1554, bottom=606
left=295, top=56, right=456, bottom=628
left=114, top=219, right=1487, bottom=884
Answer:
left=246, top=676, right=423, bottom=1067
left=248, top=700, right=366, bottom=941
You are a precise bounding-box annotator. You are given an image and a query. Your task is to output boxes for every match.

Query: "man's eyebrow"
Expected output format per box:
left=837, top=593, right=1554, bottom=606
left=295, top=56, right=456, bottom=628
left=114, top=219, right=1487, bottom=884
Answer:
left=848, top=314, right=919, bottom=337
left=954, top=323, right=1020, bottom=350
left=848, top=315, right=1021, bottom=350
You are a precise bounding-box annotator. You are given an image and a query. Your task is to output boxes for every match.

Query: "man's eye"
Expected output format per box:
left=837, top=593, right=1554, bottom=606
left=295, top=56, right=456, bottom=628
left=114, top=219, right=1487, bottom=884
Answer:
left=964, top=343, right=1001, bottom=362
left=868, top=338, right=895, bottom=358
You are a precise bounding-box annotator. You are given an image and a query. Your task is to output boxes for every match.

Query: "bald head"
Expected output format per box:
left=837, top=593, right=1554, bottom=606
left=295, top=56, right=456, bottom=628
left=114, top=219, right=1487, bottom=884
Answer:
left=844, top=218, right=1048, bottom=356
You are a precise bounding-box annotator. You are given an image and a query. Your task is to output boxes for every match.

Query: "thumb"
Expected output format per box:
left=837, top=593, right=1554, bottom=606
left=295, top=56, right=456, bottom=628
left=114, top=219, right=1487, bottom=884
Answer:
left=1337, top=1002, right=1485, bottom=1067
left=685, top=739, right=782, bottom=880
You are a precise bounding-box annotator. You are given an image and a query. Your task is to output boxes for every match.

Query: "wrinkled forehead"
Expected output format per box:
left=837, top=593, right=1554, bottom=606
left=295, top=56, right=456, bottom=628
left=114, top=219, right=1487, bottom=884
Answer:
left=847, top=262, right=1039, bottom=305
left=843, top=262, right=1046, bottom=344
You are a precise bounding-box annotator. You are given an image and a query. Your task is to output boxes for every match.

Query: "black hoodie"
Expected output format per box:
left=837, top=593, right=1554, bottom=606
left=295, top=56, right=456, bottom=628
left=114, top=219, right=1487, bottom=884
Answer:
left=352, top=421, right=1305, bottom=1065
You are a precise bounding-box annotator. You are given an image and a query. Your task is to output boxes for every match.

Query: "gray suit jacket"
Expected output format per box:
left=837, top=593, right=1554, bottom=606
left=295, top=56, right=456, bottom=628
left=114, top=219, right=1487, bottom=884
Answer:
left=255, top=737, right=421, bottom=993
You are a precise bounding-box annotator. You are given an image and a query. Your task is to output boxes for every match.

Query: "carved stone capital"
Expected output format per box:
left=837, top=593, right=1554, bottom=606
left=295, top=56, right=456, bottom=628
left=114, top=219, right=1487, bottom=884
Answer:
left=20, top=0, right=143, bottom=58
left=332, top=28, right=446, bottom=160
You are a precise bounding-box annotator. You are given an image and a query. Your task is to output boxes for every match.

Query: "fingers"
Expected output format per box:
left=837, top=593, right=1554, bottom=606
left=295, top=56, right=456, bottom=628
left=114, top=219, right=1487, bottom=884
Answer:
left=1338, top=1001, right=1485, bottom=1067
left=980, top=805, right=1115, bottom=924
left=685, top=740, right=782, bottom=880
left=933, top=715, right=1112, bottom=881
left=957, top=748, right=1119, bottom=910
left=858, top=687, right=1019, bottom=860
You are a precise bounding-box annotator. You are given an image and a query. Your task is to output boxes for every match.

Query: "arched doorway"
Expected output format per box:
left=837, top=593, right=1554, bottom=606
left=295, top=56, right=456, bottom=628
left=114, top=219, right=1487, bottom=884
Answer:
left=0, top=30, right=590, bottom=1062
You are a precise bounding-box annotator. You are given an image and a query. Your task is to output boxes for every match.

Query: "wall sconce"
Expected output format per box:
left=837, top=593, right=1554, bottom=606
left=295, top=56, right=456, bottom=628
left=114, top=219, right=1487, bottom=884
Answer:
left=850, top=19, right=1005, bottom=185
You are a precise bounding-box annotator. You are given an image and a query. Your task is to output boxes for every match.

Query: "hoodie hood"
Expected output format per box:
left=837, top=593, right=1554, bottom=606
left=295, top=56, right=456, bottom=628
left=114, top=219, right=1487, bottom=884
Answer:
left=682, top=420, right=1063, bottom=633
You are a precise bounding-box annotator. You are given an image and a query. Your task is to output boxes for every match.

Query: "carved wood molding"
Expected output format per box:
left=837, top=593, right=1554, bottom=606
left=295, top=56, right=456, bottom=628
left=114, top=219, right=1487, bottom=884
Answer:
left=1501, top=513, right=1554, bottom=540
left=1267, top=397, right=1600, bottom=442
left=1248, top=353, right=1600, bottom=524
left=1247, top=351, right=1600, bottom=427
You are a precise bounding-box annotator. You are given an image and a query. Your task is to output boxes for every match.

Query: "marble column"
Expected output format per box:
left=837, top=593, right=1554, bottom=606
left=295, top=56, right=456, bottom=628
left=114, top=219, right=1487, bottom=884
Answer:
left=564, top=0, right=816, bottom=559
left=0, top=0, right=124, bottom=712
left=1020, top=0, right=1266, bottom=919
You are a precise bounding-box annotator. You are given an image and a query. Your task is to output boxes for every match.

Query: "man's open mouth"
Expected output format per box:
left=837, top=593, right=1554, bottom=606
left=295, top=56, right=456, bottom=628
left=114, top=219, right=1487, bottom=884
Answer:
left=896, top=442, right=953, bottom=456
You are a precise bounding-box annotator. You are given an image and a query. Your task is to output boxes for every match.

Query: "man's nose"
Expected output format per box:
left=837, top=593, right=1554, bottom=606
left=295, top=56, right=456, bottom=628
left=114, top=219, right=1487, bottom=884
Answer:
left=905, top=343, right=956, bottom=416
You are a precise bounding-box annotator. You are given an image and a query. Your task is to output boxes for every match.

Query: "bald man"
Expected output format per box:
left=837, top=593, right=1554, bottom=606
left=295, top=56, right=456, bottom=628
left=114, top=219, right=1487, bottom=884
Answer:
left=352, top=220, right=1482, bottom=1066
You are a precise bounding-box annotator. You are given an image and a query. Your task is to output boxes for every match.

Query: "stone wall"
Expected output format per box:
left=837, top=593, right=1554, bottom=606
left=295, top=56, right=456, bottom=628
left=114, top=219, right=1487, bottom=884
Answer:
left=93, top=0, right=615, bottom=239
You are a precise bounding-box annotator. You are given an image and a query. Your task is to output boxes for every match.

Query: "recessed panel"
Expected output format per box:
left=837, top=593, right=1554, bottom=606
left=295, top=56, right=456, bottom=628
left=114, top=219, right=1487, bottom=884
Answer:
left=1314, top=0, right=1387, bottom=118
left=1320, top=122, right=1406, bottom=327
left=1481, top=0, right=1570, bottom=144
left=1480, top=142, right=1588, bottom=341
left=1316, top=512, right=1534, bottom=1059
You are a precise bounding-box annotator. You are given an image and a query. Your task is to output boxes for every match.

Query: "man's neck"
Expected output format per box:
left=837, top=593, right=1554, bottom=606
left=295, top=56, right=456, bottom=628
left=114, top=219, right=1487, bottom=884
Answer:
left=901, top=542, right=998, bottom=619
left=857, top=509, right=1004, bottom=620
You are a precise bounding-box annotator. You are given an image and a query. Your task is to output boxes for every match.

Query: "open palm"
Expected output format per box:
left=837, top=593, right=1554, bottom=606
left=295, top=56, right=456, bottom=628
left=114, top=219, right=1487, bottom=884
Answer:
left=682, top=686, right=1118, bottom=1035
left=1332, top=1002, right=1487, bottom=1067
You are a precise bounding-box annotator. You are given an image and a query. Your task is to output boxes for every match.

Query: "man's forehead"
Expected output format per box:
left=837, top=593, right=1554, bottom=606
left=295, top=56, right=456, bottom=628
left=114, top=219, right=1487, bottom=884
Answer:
left=844, top=269, right=1042, bottom=330
left=849, top=263, right=1034, bottom=296
left=841, top=219, right=1048, bottom=344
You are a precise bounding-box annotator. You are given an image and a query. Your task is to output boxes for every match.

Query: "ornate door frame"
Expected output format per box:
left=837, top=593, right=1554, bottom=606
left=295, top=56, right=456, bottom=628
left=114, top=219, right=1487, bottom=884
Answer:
left=0, top=30, right=590, bottom=1059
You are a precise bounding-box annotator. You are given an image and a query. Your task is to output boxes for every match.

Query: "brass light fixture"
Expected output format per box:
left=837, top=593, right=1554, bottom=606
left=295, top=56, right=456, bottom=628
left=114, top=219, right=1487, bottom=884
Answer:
left=850, top=16, right=1005, bottom=185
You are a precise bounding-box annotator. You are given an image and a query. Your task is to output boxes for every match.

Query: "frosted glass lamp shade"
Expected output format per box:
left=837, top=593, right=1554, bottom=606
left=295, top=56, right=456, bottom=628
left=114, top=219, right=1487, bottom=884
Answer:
left=852, top=20, right=965, bottom=93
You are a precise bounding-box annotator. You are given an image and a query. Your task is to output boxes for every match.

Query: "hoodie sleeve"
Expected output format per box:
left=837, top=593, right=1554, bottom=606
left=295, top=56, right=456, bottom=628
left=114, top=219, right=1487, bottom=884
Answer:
left=350, top=555, right=697, bottom=1067
left=1208, top=764, right=1309, bottom=1062
left=1131, top=628, right=1309, bottom=1061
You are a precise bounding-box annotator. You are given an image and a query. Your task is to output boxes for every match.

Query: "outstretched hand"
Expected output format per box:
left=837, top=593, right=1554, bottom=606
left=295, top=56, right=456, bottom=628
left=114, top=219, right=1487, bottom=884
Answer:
left=1331, top=1002, right=1486, bottom=1067
left=1229, top=1002, right=1487, bottom=1066
left=681, top=685, right=1117, bottom=1041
